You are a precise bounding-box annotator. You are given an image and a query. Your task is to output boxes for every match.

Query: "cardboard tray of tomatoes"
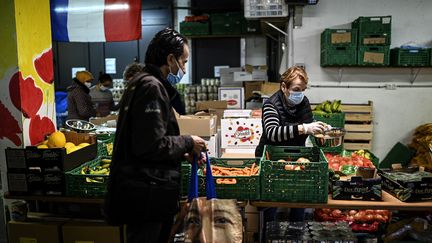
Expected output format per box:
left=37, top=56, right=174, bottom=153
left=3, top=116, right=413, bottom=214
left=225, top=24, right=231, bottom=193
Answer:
left=326, top=150, right=379, bottom=172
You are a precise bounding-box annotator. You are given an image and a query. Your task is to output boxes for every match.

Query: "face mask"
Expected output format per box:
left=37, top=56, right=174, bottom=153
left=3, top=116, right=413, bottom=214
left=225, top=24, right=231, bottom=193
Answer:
left=167, top=58, right=184, bottom=85
left=287, top=91, right=304, bottom=105
left=84, top=82, right=92, bottom=88
left=100, top=85, right=109, bottom=91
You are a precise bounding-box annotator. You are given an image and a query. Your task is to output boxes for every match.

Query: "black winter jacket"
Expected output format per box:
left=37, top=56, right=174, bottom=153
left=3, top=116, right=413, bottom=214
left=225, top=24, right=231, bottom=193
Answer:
left=104, top=65, right=194, bottom=224
left=67, top=78, right=96, bottom=121
left=255, top=90, right=313, bottom=157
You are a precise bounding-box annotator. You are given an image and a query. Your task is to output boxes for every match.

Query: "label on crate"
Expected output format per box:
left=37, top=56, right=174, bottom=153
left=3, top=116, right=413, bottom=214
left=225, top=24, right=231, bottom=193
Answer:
left=382, top=17, right=391, bottom=24
left=363, top=37, right=386, bottom=45
left=331, top=32, right=351, bottom=44
left=364, top=52, right=384, bottom=64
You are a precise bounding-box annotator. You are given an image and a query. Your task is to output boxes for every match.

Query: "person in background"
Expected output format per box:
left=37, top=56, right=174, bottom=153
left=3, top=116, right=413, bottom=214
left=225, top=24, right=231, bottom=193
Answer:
left=123, top=62, right=145, bottom=85
left=104, top=28, right=206, bottom=243
left=67, top=70, right=96, bottom=121
left=255, top=66, right=326, bottom=229
left=90, top=72, right=118, bottom=117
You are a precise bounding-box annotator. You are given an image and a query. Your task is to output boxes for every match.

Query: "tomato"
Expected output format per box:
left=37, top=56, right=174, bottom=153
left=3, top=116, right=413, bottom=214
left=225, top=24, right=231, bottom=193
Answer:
left=321, top=208, right=332, bottom=214
left=331, top=209, right=342, bottom=218
left=364, top=209, right=374, bottom=214
left=349, top=210, right=358, bottom=216
left=353, top=213, right=362, bottom=222
left=375, top=214, right=385, bottom=222
left=365, top=214, right=374, bottom=222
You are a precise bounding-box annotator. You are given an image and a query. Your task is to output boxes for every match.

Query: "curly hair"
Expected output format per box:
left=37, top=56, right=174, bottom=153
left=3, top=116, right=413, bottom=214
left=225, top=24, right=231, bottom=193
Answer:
left=280, top=66, right=308, bottom=87
left=144, top=28, right=188, bottom=67
left=123, top=62, right=145, bottom=81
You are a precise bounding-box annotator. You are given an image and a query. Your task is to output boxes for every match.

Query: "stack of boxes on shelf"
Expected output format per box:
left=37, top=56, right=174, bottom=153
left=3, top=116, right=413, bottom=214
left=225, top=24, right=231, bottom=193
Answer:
left=353, top=16, right=392, bottom=66
left=320, top=16, right=392, bottom=67
left=179, top=78, right=220, bottom=115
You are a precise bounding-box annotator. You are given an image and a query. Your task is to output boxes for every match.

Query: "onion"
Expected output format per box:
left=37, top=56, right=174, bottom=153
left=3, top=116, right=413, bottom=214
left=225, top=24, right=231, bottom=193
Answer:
left=321, top=208, right=332, bottom=214
left=349, top=210, right=357, bottom=216
left=375, top=214, right=385, bottom=222
left=365, top=209, right=374, bottom=214
left=365, top=214, right=374, bottom=222
left=331, top=209, right=342, bottom=218
left=353, top=213, right=362, bottom=222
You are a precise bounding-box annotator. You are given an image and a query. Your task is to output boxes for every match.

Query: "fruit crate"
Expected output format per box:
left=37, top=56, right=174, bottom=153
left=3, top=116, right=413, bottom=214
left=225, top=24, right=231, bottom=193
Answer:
left=359, top=32, right=391, bottom=46
left=321, top=29, right=358, bottom=47
left=210, top=13, right=243, bottom=35
left=313, top=112, right=346, bottom=128
left=358, top=46, right=390, bottom=66
left=390, top=48, right=431, bottom=67
left=321, top=46, right=357, bottom=66
left=198, top=158, right=261, bottom=200
left=65, top=156, right=109, bottom=198
left=97, top=135, right=114, bottom=157
left=180, top=21, right=209, bottom=36
left=260, top=146, right=328, bottom=203
left=352, top=16, right=391, bottom=34
left=180, top=162, right=191, bottom=198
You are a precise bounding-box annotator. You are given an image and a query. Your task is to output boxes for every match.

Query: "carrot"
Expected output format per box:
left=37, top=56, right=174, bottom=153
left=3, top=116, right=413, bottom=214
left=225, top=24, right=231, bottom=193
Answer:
left=249, top=163, right=256, bottom=176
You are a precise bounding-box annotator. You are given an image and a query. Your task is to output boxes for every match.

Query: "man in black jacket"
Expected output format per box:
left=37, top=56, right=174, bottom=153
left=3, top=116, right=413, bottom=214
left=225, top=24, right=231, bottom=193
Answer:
left=104, top=28, right=206, bottom=243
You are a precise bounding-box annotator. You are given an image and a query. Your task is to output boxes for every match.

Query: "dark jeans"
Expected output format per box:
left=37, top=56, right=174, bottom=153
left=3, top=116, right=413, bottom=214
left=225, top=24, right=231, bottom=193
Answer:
left=127, top=220, right=173, bottom=243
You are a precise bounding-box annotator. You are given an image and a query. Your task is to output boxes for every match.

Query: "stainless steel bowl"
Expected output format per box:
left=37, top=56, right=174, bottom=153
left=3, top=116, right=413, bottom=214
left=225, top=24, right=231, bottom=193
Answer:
left=65, top=119, right=96, bottom=132
left=312, top=128, right=346, bottom=147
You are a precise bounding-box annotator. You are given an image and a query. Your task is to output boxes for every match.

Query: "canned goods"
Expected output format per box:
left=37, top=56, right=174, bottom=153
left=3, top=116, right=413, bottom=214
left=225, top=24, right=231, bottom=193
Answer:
left=190, top=99, right=196, bottom=107
left=185, top=85, right=196, bottom=94
left=198, top=93, right=207, bottom=101
left=215, top=78, right=220, bottom=86
left=201, top=78, right=206, bottom=85
left=209, top=79, right=215, bottom=86
left=201, top=85, right=208, bottom=93
left=207, top=93, right=214, bottom=101
left=196, top=85, right=202, bottom=93
left=189, top=93, right=196, bottom=101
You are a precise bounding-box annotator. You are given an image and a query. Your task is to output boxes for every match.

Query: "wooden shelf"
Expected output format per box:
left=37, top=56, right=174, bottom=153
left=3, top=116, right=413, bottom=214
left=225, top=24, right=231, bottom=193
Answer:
left=3, top=192, right=104, bottom=204
left=250, top=191, right=432, bottom=211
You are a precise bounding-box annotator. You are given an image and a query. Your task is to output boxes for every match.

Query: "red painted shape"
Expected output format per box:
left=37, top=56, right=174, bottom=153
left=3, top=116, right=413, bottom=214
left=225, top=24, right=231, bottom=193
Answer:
left=0, top=100, right=22, bottom=146
left=14, top=72, right=43, bottom=118
left=34, top=48, right=54, bottom=84
left=29, top=115, right=55, bottom=145
left=9, top=72, right=21, bottom=111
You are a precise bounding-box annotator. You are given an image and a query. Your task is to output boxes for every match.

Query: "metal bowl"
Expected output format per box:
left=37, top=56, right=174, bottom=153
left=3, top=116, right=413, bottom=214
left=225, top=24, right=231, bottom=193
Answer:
left=65, top=119, right=96, bottom=132
left=312, top=128, right=346, bottom=147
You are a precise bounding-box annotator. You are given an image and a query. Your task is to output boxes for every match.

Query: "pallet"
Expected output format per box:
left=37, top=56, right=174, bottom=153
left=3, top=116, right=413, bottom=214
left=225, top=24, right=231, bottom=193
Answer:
left=341, top=101, right=374, bottom=150
left=311, top=101, right=374, bottom=151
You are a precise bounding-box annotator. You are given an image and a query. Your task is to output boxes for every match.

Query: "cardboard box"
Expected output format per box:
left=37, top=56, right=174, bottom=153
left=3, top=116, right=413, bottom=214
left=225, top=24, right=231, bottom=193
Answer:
left=89, top=114, right=118, bottom=126
left=331, top=176, right=382, bottom=201
left=223, top=109, right=252, bottom=118
left=244, top=81, right=264, bottom=100
left=177, top=115, right=217, bottom=137
left=260, top=82, right=280, bottom=96
left=220, top=67, right=242, bottom=86
left=218, top=87, right=244, bottom=109
left=196, top=101, right=227, bottom=128
left=221, top=118, right=262, bottom=149
left=7, top=170, right=44, bottom=196
left=6, top=131, right=97, bottom=172
left=233, top=71, right=253, bottom=82
left=245, top=212, right=259, bottom=232
left=62, top=222, right=121, bottom=243
left=8, top=221, right=62, bottom=243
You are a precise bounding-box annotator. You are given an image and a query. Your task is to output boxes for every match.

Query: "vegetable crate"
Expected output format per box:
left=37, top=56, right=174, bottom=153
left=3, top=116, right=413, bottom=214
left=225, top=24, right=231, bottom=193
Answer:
left=390, top=48, right=431, bottom=67
left=313, top=112, right=345, bottom=128
left=379, top=169, right=432, bottom=202
left=352, top=16, right=392, bottom=34
left=97, top=135, right=114, bottom=157
left=321, top=46, right=357, bottom=67
left=358, top=46, right=390, bottom=66
left=358, top=32, right=391, bottom=46
left=260, top=146, right=329, bottom=203
left=321, top=29, right=358, bottom=47
left=332, top=176, right=382, bottom=201
left=198, top=158, right=261, bottom=200
left=180, top=162, right=191, bottom=198
left=65, top=156, right=109, bottom=198
left=180, top=21, right=210, bottom=36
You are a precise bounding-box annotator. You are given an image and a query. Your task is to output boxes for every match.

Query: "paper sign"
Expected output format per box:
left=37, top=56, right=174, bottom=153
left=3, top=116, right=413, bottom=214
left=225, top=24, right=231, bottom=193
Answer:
left=331, top=32, right=351, bottom=44
left=105, top=58, right=116, bottom=74
left=72, top=67, right=86, bottom=79
left=363, top=37, right=386, bottom=45
left=364, top=52, right=384, bottom=64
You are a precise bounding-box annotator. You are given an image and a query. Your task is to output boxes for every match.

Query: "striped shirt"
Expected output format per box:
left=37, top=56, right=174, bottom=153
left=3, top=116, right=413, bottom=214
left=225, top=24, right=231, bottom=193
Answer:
left=263, top=103, right=299, bottom=143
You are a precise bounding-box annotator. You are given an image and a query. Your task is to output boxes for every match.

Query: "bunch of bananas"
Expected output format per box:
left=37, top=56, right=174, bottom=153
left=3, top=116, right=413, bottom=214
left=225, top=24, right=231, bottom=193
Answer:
left=354, top=149, right=373, bottom=160
left=81, top=158, right=111, bottom=183
left=313, top=100, right=342, bottom=116
left=409, top=123, right=432, bottom=169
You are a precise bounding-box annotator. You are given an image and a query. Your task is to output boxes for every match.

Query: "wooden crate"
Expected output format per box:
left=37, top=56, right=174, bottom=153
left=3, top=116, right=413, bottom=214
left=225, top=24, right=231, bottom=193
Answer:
left=311, top=101, right=374, bottom=150
left=341, top=101, right=374, bottom=150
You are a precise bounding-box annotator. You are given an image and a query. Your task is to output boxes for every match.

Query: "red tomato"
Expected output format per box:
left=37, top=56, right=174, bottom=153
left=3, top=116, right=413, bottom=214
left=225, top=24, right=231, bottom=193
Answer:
left=331, top=209, right=342, bottom=218
left=349, top=210, right=358, bottom=216
left=365, top=214, right=374, bottom=222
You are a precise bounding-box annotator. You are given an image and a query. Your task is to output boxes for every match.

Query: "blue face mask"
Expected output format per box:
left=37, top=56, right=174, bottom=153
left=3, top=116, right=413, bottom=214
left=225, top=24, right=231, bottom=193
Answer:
left=287, top=91, right=304, bottom=105
left=167, top=59, right=184, bottom=85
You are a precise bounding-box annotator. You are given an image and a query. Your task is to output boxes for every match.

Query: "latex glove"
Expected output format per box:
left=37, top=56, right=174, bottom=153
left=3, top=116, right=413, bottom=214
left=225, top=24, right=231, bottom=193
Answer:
left=303, top=122, right=326, bottom=135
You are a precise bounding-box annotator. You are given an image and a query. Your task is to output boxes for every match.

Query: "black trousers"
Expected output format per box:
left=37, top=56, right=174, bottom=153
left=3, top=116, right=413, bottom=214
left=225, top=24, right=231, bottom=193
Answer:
left=127, top=219, right=173, bottom=243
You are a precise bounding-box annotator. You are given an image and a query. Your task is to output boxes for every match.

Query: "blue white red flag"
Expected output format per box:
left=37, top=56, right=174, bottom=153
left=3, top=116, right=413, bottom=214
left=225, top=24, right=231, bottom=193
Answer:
left=50, top=0, right=141, bottom=42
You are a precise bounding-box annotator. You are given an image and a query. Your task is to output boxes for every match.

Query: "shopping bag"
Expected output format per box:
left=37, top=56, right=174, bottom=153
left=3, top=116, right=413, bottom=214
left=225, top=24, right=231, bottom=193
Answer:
left=183, top=153, right=243, bottom=243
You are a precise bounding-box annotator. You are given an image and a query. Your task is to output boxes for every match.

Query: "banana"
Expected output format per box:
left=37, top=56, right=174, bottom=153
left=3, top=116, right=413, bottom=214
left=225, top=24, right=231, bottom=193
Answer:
left=101, top=158, right=112, bottom=164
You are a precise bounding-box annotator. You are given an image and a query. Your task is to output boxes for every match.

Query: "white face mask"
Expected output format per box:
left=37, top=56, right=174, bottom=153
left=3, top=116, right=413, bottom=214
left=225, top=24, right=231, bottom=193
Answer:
left=100, top=85, right=109, bottom=91
left=84, top=82, right=92, bottom=88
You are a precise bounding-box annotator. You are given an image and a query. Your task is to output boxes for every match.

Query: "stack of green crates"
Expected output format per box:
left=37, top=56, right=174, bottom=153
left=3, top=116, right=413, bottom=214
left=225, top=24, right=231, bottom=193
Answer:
left=320, top=29, right=358, bottom=66
left=180, top=21, right=209, bottom=36
left=210, top=12, right=243, bottom=35
left=353, top=16, right=391, bottom=66
left=390, top=48, right=431, bottom=67
left=260, top=146, right=328, bottom=203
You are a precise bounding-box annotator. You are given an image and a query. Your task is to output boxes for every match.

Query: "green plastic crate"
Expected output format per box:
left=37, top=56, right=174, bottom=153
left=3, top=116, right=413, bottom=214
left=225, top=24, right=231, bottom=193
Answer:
left=321, top=46, right=357, bottom=66
left=352, top=16, right=391, bottom=34
left=180, top=21, right=209, bottom=36
left=260, top=146, right=328, bottom=203
left=198, top=158, right=261, bottom=200
left=358, top=46, right=390, bottom=66
left=321, top=29, right=357, bottom=47
left=210, top=12, right=242, bottom=35
left=313, top=112, right=345, bottom=128
left=181, top=162, right=191, bottom=198
left=65, top=156, right=109, bottom=198
left=359, top=32, right=391, bottom=46
left=97, top=135, right=114, bottom=157
left=210, top=12, right=243, bottom=24
left=312, top=141, right=344, bottom=154
left=390, top=48, right=431, bottom=67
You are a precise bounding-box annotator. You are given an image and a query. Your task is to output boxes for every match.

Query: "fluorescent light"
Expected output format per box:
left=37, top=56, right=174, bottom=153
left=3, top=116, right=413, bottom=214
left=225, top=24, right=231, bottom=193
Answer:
left=54, top=4, right=129, bottom=13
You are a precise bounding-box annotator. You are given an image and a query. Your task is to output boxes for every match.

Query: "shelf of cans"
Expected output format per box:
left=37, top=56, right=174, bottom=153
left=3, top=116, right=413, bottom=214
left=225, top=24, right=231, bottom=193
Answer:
left=111, top=79, right=125, bottom=103
left=177, top=78, right=221, bottom=114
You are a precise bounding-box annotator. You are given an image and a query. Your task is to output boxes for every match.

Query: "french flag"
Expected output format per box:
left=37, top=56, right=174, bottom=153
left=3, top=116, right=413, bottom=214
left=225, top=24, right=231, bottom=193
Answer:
left=50, top=0, right=141, bottom=42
